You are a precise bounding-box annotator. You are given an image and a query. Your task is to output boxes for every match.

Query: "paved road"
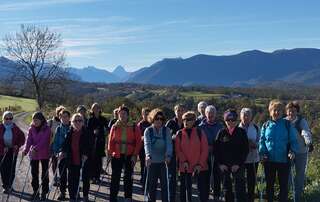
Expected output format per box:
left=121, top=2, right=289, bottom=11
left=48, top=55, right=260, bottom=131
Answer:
left=0, top=112, right=169, bottom=202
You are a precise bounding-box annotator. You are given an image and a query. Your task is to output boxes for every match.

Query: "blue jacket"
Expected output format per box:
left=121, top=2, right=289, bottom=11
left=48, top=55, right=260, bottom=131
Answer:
left=52, top=123, right=70, bottom=155
left=259, top=118, right=299, bottom=163
left=199, top=120, right=223, bottom=145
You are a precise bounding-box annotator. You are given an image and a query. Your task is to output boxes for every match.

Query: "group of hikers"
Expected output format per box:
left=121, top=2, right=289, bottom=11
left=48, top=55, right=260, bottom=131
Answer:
left=0, top=99, right=314, bottom=202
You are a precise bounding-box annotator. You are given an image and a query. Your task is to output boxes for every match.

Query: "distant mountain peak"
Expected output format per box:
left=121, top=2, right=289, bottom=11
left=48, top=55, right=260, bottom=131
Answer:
left=112, top=65, right=129, bottom=79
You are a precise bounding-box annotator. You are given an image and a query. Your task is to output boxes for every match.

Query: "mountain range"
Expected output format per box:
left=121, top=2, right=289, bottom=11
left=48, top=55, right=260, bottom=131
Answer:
left=1, top=48, right=320, bottom=86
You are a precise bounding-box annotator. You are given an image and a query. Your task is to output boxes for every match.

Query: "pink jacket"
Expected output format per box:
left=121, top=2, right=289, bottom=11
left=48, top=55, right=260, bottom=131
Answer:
left=24, top=124, right=51, bottom=160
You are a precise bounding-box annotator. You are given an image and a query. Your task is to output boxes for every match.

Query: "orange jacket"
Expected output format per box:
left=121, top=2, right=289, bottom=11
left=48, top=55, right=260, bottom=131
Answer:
left=107, top=121, right=142, bottom=158
left=175, top=127, right=208, bottom=173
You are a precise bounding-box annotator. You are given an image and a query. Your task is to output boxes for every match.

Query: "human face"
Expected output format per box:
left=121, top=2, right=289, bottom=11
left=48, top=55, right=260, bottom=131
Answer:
left=118, top=110, right=128, bottom=122
left=286, top=107, right=297, bottom=121
left=206, top=111, right=216, bottom=123
left=3, top=115, right=13, bottom=125
left=153, top=115, right=165, bottom=129
left=33, top=118, right=42, bottom=127
left=199, top=106, right=206, bottom=116
left=60, top=113, right=70, bottom=125
left=183, top=117, right=195, bottom=129
left=175, top=107, right=185, bottom=119
left=225, top=118, right=237, bottom=128
left=72, top=116, right=84, bottom=130
left=240, top=113, right=252, bottom=126
left=92, top=105, right=100, bottom=116
left=270, top=106, right=283, bottom=121
left=142, top=110, right=150, bottom=121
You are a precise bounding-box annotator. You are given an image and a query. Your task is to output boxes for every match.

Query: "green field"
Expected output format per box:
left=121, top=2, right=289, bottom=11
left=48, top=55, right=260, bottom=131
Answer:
left=0, top=95, right=37, bottom=112
left=180, top=91, right=225, bottom=99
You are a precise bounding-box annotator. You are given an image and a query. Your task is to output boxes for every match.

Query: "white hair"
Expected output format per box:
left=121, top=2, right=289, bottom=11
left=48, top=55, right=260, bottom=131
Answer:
left=197, top=101, right=208, bottom=110
left=240, top=108, right=252, bottom=116
left=205, top=105, right=217, bottom=115
left=2, top=111, right=13, bottom=120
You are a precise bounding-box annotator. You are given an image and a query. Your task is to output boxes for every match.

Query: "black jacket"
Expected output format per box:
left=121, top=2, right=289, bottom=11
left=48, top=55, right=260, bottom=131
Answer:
left=214, top=126, right=249, bottom=167
left=62, top=126, right=93, bottom=165
left=87, top=115, right=109, bottom=156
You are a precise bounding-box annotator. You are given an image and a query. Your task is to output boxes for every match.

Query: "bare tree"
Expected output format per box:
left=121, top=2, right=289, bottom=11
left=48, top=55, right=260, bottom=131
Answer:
left=3, top=24, right=69, bottom=109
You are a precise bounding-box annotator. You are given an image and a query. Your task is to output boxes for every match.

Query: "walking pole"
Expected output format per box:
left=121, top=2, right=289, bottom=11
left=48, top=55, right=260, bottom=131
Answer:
left=0, top=150, right=9, bottom=168
left=94, top=157, right=111, bottom=201
left=290, top=159, right=296, bottom=202
left=144, top=165, right=149, bottom=202
left=47, top=157, right=61, bottom=199
left=165, top=163, right=171, bottom=202
left=3, top=153, right=16, bottom=202
left=51, top=163, right=67, bottom=200
left=19, top=158, right=32, bottom=202
left=76, top=159, right=86, bottom=201
left=185, top=168, right=189, bottom=202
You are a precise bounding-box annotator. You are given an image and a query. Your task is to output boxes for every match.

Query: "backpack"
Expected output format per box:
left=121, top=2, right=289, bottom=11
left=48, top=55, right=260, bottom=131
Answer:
left=177, top=127, right=202, bottom=142
left=148, top=126, right=167, bottom=145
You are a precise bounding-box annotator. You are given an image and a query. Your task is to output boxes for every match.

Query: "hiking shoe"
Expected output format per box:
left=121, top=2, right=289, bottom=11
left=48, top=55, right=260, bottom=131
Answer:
left=57, top=193, right=66, bottom=201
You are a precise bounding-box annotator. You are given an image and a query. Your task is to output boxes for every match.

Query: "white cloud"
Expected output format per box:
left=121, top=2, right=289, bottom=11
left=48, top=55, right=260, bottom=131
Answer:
left=0, top=0, right=104, bottom=12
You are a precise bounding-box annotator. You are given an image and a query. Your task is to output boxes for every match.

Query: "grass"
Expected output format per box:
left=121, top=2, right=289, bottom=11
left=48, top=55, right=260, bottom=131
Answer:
left=180, top=91, right=225, bottom=99
left=0, top=95, right=37, bottom=112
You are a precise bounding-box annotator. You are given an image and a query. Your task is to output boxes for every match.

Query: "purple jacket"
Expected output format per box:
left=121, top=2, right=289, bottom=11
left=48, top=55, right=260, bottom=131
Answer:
left=24, top=124, right=51, bottom=160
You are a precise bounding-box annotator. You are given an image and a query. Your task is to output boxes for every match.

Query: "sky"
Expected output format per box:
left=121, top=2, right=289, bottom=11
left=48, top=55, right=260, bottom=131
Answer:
left=1, top=0, right=320, bottom=72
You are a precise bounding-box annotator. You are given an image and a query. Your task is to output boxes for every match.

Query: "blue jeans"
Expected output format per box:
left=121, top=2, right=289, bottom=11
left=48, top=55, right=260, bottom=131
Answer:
left=289, top=152, right=308, bottom=202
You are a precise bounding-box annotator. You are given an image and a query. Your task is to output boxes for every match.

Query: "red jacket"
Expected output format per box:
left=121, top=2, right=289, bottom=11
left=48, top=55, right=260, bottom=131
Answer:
left=175, top=127, right=209, bottom=173
left=108, top=121, right=142, bottom=158
left=0, top=123, right=25, bottom=155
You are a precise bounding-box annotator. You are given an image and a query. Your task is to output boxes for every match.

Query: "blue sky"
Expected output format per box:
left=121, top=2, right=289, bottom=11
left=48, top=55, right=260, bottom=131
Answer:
left=1, top=0, right=320, bottom=72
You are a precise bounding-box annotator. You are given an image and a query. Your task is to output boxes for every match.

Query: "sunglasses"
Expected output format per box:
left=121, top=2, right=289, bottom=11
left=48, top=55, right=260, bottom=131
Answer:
left=226, top=119, right=237, bottom=122
left=183, top=118, right=194, bottom=122
left=5, top=117, right=13, bottom=121
left=155, top=117, right=165, bottom=121
left=73, top=119, right=83, bottom=123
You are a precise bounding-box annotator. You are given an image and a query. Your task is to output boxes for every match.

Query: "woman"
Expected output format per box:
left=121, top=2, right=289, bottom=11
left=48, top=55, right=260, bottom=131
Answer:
left=285, top=101, right=312, bottom=202
left=259, top=100, right=299, bottom=202
left=175, top=111, right=209, bottom=202
left=238, top=108, right=260, bottom=202
left=23, top=112, right=51, bottom=201
left=165, top=104, right=185, bottom=202
left=87, top=103, right=109, bottom=183
left=214, top=109, right=249, bottom=202
left=61, top=113, right=92, bottom=202
left=137, top=107, right=151, bottom=184
left=0, top=111, right=25, bottom=193
left=51, top=109, right=71, bottom=200
left=144, top=108, right=172, bottom=202
left=108, top=105, right=142, bottom=202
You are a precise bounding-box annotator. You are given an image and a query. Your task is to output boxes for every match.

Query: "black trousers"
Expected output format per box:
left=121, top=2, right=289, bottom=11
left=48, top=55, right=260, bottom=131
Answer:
left=51, top=155, right=58, bottom=180
left=264, top=162, right=290, bottom=202
left=91, top=153, right=102, bottom=180
left=147, top=163, right=169, bottom=202
left=0, top=148, right=17, bottom=189
left=244, top=163, right=259, bottom=202
left=68, top=160, right=90, bottom=199
left=221, top=166, right=246, bottom=202
left=110, top=155, right=134, bottom=202
left=168, top=157, right=177, bottom=202
left=139, top=146, right=146, bottom=183
left=207, top=155, right=222, bottom=198
left=179, top=171, right=208, bottom=202
left=31, top=159, right=49, bottom=195
left=58, top=158, right=68, bottom=194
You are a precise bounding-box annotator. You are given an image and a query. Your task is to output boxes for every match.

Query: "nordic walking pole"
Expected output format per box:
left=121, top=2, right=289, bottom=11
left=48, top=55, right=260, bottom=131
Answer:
left=19, top=157, right=31, bottom=202
left=290, top=159, right=296, bottom=202
left=3, top=153, right=16, bottom=202
left=47, top=156, right=63, bottom=199
left=144, top=165, right=149, bottom=202
left=0, top=149, right=9, bottom=169
left=51, top=162, right=67, bottom=200
left=76, top=158, right=86, bottom=201
left=185, top=167, right=189, bottom=202
left=94, top=157, right=111, bottom=201
left=165, top=163, right=171, bottom=202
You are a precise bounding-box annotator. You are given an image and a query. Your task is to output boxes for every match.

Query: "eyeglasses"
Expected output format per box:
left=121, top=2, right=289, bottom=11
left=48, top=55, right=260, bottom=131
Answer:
left=5, top=117, right=13, bottom=121
left=73, top=119, right=83, bottom=123
left=155, top=117, right=165, bottom=121
left=183, top=118, right=194, bottom=122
